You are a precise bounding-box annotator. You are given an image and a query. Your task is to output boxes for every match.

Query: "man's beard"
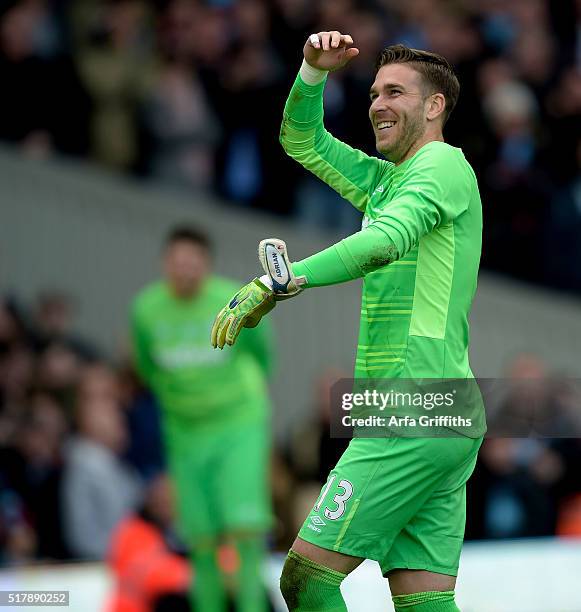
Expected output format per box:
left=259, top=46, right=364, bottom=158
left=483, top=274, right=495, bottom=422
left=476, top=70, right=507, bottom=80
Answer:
left=380, top=110, right=425, bottom=163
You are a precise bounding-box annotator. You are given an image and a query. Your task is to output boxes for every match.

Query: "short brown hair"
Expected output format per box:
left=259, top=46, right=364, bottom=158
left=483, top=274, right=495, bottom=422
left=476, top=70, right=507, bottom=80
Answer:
left=376, top=44, right=460, bottom=125
left=165, top=225, right=212, bottom=253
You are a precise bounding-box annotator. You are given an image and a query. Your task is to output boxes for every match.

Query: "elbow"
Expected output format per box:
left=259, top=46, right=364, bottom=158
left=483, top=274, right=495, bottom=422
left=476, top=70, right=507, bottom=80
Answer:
left=279, top=132, right=290, bottom=154
left=279, top=138, right=302, bottom=163
left=279, top=119, right=289, bottom=149
left=279, top=120, right=317, bottom=159
left=279, top=128, right=296, bottom=158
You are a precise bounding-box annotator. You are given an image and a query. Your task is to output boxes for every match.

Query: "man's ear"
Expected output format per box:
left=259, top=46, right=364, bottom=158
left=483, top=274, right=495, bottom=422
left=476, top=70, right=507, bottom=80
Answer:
left=426, top=93, right=446, bottom=122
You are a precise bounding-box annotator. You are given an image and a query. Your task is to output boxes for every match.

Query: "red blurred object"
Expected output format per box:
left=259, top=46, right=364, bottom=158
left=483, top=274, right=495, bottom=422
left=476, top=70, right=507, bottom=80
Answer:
left=556, top=494, right=581, bottom=537
left=106, top=515, right=191, bottom=612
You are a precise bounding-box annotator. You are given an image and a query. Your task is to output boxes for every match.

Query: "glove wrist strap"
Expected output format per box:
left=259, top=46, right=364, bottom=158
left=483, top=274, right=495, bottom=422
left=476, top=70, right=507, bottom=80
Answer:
left=259, top=239, right=305, bottom=300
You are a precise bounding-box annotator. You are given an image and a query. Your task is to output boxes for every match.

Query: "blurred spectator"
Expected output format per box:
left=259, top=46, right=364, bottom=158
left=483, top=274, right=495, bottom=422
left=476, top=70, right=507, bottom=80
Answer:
left=0, top=485, right=36, bottom=565
left=270, top=0, right=316, bottom=67
left=479, top=75, right=550, bottom=279
left=137, top=1, right=221, bottom=190
left=0, top=298, right=35, bottom=447
left=0, top=344, right=35, bottom=418
left=0, top=0, right=90, bottom=157
left=466, top=437, right=564, bottom=539
left=0, top=292, right=162, bottom=567
left=466, top=353, right=581, bottom=540
left=107, top=473, right=190, bottom=612
left=118, top=364, right=165, bottom=481
left=36, top=341, right=84, bottom=417
left=557, top=494, right=581, bottom=537
left=289, top=368, right=350, bottom=484
left=31, top=291, right=99, bottom=361
left=61, top=365, right=142, bottom=560
left=542, top=69, right=581, bottom=290
left=0, top=0, right=578, bottom=290
left=0, top=298, right=29, bottom=351
left=0, top=392, right=69, bottom=560
left=73, top=0, right=155, bottom=170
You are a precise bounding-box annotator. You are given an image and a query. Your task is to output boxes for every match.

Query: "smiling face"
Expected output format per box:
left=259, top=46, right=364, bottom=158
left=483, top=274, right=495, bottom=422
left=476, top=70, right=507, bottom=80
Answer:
left=369, top=63, right=438, bottom=164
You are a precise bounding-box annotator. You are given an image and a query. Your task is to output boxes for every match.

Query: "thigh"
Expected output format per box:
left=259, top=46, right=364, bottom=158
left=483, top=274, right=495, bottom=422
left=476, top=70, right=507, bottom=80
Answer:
left=297, top=435, right=481, bottom=565
left=381, top=436, right=482, bottom=577
left=162, top=417, right=220, bottom=542
left=165, top=437, right=215, bottom=543
left=215, top=418, right=273, bottom=534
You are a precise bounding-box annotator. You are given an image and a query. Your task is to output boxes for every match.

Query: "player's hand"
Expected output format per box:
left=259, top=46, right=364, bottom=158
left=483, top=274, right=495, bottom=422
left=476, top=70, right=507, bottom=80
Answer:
left=303, top=31, right=359, bottom=72
left=211, top=279, right=276, bottom=349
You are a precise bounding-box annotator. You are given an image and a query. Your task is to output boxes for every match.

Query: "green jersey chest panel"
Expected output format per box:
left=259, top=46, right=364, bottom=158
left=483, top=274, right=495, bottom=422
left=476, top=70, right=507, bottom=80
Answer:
left=358, top=172, right=459, bottom=376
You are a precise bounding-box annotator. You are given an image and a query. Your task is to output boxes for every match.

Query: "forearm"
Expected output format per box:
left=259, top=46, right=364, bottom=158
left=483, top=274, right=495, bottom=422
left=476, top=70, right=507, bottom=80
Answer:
left=280, top=63, right=385, bottom=213
left=292, top=225, right=399, bottom=288
left=280, top=64, right=327, bottom=155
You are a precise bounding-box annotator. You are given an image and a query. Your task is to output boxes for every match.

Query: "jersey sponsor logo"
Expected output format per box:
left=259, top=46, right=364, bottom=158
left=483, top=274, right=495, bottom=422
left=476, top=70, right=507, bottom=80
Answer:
left=361, top=216, right=370, bottom=230
left=155, top=345, right=226, bottom=368
left=307, top=515, right=326, bottom=533
left=374, top=185, right=384, bottom=193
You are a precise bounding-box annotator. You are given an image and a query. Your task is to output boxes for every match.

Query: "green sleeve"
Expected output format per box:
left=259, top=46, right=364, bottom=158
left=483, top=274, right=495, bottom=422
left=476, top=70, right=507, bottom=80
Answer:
left=237, top=317, right=276, bottom=379
left=280, top=73, right=391, bottom=212
left=292, top=226, right=397, bottom=287
left=292, top=144, right=473, bottom=287
left=130, top=302, right=156, bottom=386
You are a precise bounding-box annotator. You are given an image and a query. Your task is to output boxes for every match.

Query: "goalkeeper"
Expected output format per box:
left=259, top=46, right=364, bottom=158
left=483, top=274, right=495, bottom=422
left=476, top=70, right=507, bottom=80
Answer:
left=212, top=32, right=484, bottom=612
left=132, top=226, right=274, bottom=612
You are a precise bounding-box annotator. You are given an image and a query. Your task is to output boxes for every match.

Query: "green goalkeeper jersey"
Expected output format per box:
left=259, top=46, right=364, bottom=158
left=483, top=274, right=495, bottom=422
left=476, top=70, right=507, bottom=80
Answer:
left=131, top=276, right=274, bottom=424
left=281, top=73, right=483, bottom=389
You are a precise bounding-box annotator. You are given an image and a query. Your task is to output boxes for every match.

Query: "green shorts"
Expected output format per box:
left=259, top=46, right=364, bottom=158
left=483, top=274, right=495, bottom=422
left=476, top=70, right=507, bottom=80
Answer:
left=163, top=414, right=272, bottom=543
left=298, top=435, right=482, bottom=576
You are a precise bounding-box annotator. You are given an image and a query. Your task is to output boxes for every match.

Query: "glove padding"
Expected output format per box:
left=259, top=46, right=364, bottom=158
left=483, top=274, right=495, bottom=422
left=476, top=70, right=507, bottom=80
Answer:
left=211, top=278, right=275, bottom=349
left=259, top=238, right=306, bottom=300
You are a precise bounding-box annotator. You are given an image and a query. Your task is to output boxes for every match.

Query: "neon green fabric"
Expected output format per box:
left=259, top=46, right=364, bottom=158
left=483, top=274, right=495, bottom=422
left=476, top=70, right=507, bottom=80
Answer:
left=292, top=241, right=361, bottom=287
left=163, top=416, right=272, bottom=538
left=190, top=543, right=227, bottom=612
left=280, top=550, right=347, bottom=611
left=392, top=590, right=459, bottom=611
left=298, top=436, right=482, bottom=575
left=280, top=74, right=387, bottom=213
left=131, top=276, right=274, bottom=424
left=211, top=278, right=275, bottom=348
left=282, top=73, right=485, bottom=437
left=235, top=537, right=268, bottom=612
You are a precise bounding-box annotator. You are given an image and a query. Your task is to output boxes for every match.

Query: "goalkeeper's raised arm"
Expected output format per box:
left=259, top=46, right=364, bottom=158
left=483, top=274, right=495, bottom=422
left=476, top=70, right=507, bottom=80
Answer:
left=280, top=31, right=392, bottom=213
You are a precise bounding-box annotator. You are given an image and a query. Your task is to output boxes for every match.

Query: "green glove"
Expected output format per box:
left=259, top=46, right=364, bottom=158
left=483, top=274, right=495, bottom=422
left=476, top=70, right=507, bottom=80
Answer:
left=211, top=278, right=275, bottom=349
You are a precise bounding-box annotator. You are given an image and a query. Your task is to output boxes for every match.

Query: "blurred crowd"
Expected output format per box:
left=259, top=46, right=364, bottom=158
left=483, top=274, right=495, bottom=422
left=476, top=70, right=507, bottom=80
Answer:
left=0, top=0, right=579, bottom=288
left=2, top=292, right=581, bottom=573
left=0, top=293, right=167, bottom=565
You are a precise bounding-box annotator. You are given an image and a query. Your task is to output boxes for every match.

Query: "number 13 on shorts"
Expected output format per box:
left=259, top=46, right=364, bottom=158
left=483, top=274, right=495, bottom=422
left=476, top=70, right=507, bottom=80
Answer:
left=314, top=474, right=354, bottom=520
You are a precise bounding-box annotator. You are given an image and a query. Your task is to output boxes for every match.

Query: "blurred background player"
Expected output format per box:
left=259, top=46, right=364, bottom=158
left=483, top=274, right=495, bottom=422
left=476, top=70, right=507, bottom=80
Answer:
left=130, top=226, right=275, bottom=612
